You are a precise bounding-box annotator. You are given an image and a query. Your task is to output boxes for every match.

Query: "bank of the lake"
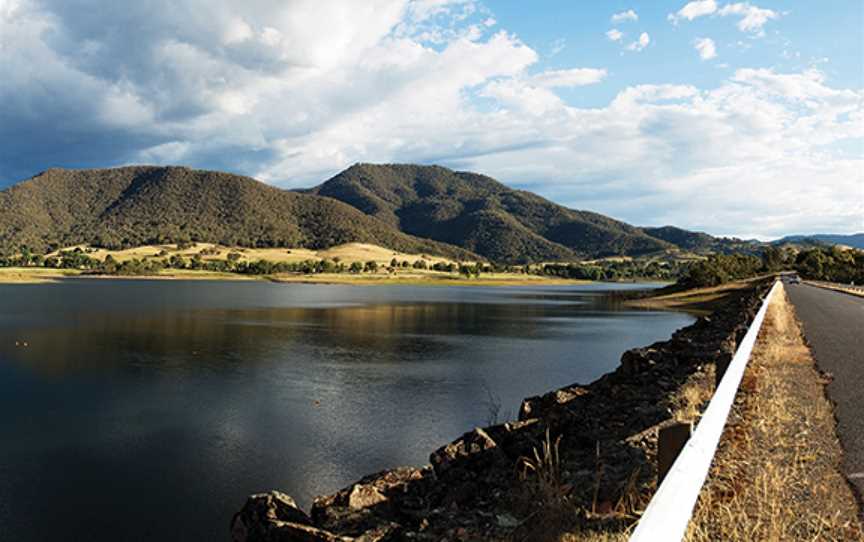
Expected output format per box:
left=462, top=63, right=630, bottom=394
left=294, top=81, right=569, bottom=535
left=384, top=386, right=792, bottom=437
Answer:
left=0, top=266, right=595, bottom=286
left=232, top=278, right=773, bottom=541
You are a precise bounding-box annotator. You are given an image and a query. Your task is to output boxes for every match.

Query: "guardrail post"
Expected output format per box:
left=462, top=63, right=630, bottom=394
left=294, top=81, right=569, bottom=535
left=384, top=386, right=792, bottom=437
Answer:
left=657, top=422, right=693, bottom=483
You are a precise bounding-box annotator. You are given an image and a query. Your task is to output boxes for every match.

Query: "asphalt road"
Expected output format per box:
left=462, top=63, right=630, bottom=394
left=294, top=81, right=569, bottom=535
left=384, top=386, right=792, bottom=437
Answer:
left=786, top=282, right=864, bottom=502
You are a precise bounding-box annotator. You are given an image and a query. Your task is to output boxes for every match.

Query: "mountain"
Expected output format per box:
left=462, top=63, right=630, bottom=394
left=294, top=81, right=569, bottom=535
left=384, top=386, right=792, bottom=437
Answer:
left=308, top=163, right=672, bottom=263
left=640, top=226, right=759, bottom=254
left=772, top=233, right=864, bottom=250
left=0, top=166, right=477, bottom=259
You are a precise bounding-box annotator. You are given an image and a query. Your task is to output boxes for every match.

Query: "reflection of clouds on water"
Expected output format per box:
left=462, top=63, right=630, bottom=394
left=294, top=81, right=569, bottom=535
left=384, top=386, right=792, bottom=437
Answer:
left=0, top=281, right=693, bottom=539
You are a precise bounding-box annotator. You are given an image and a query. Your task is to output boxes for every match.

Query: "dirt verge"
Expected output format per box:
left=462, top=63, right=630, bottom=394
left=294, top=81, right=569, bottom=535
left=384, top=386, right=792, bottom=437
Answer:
left=685, top=284, right=863, bottom=541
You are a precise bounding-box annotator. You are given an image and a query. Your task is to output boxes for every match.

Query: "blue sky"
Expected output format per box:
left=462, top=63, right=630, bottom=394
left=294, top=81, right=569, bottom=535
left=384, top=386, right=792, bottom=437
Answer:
left=0, top=0, right=861, bottom=238
left=495, top=2, right=863, bottom=93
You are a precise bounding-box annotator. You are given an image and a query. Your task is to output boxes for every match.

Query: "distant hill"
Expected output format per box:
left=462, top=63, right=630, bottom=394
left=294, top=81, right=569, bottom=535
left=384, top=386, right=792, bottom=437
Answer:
left=0, top=166, right=477, bottom=259
left=772, top=233, right=864, bottom=250
left=0, top=163, right=754, bottom=264
left=308, top=163, right=673, bottom=263
left=640, top=225, right=759, bottom=254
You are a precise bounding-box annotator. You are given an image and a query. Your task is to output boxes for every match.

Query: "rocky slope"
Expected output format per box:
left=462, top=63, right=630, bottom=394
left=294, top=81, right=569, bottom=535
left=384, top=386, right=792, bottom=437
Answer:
left=231, top=279, right=773, bottom=541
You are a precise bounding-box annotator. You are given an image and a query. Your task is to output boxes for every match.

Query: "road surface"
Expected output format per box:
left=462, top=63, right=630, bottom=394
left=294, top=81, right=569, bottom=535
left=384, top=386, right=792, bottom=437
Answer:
left=786, top=282, right=864, bottom=502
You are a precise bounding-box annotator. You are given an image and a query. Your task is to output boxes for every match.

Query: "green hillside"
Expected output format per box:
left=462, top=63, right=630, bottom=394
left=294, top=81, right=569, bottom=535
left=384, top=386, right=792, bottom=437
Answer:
left=310, top=163, right=672, bottom=263
left=0, top=166, right=477, bottom=260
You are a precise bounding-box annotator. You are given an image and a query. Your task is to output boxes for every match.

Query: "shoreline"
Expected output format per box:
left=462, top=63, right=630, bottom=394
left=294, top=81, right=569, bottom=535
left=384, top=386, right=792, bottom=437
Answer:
left=0, top=267, right=595, bottom=287
left=624, top=278, right=762, bottom=314
left=231, top=278, right=774, bottom=541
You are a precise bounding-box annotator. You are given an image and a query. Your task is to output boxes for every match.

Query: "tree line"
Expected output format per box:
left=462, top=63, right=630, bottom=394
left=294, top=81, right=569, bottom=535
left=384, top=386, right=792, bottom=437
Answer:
left=677, top=246, right=864, bottom=288
left=0, top=246, right=495, bottom=278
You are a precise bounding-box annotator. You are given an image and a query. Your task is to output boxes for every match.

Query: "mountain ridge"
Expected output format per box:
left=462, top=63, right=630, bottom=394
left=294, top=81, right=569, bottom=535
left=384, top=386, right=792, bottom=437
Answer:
left=0, top=165, right=478, bottom=260
left=772, top=233, right=864, bottom=250
left=0, top=163, right=757, bottom=263
left=309, top=163, right=674, bottom=263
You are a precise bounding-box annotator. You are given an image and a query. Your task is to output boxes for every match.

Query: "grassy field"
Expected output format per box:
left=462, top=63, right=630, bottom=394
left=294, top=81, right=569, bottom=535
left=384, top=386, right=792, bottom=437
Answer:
left=48, top=242, right=464, bottom=267
left=269, top=271, right=589, bottom=287
left=0, top=266, right=588, bottom=286
left=625, top=279, right=758, bottom=314
left=0, top=242, right=597, bottom=286
left=0, top=267, right=83, bottom=283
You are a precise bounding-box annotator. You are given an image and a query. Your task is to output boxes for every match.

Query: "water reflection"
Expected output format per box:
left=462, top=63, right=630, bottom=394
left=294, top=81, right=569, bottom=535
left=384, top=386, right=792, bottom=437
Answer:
left=0, top=280, right=692, bottom=541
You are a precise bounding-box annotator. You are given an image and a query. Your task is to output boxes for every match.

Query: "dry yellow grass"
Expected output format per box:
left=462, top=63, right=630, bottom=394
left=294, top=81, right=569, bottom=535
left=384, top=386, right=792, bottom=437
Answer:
left=627, top=278, right=762, bottom=314
left=49, top=242, right=464, bottom=266
left=34, top=242, right=593, bottom=286
left=804, top=280, right=864, bottom=299
left=0, top=267, right=81, bottom=283
left=685, top=284, right=863, bottom=541
left=269, top=272, right=587, bottom=286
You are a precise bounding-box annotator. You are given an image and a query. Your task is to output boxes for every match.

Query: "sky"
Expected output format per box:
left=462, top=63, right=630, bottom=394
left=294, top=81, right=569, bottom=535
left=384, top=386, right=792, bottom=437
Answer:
left=0, top=0, right=862, bottom=239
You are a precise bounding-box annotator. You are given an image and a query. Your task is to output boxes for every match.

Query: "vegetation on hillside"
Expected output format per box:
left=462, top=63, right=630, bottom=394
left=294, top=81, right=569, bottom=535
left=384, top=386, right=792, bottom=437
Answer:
left=0, top=244, right=493, bottom=279
left=310, top=163, right=673, bottom=263
left=0, top=166, right=476, bottom=260
left=2, top=164, right=856, bottom=273
left=640, top=226, right=758, bottom=254
left=676, top=246, right=864, bottom=288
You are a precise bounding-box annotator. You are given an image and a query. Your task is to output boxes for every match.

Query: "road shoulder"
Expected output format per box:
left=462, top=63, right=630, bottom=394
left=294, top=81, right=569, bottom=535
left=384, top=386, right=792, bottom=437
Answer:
left=686, top=283, right=862, bottom=540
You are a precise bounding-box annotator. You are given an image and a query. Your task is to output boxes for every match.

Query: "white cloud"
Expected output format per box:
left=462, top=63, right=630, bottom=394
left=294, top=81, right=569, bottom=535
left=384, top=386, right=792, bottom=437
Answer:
left=0, top=0, right=860, bottom=238
left=693, top=37, right=717, bottom=60
left=669, top=1, right=780, bottom=36
left=718, top=2, right=779, bottom=35
left=606, top=29, right=623, bottom=42
left=611, top=9, right=638, bottom=23
left=531, top=68, right=607, bottom=88
left=668, top=0, right=717, bottom=24
left=626, top=32, right=651, bottom=52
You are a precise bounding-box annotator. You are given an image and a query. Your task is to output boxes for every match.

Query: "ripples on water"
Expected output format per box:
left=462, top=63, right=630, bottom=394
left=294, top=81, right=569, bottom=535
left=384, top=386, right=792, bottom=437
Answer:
left=0, top=280, right=693, bottom=540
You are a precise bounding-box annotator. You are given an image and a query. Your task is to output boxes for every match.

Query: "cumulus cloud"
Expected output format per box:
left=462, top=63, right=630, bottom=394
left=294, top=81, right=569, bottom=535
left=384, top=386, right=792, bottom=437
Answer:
left=669, top=1, right=780, bottom=36
left=531, top=68, right=607, bottom=88
left=0, top=0, right=860, bottom=238
left=626, top=32, right=651, bottom=52
left=694, top=37, right=717, bottom=60
left=611, top=9, right=638, bottom=23
left=668, top=0, right=717, bottom=24
left=606, top=29, right=623, bottom=42
left=718, top=2, right=779, bottom=35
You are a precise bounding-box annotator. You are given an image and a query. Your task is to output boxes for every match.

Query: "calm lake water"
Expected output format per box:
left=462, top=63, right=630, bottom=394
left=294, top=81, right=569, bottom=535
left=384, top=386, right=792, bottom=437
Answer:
left=0, top=280, right=693, bottom=541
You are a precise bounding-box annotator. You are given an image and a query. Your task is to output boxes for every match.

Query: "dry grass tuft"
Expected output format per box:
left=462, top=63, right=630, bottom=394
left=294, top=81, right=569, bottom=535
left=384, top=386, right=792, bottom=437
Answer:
left=685, top=284, right=863, bottom=541
left=514, top=430, right=571, bottom=538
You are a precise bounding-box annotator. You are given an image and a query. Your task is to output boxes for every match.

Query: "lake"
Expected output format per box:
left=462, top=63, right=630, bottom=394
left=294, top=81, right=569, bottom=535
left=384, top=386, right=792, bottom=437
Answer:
left=0, top=280, right=693, bottom=541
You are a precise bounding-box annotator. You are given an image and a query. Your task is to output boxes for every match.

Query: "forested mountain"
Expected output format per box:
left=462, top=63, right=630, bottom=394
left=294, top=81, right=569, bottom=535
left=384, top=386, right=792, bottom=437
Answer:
left=309, top=163, right=672, bottom=263
left=0, top=166, right=476, bottom=259
left=772, top=233, right=864, bottom=250
left=640, top=226, right=758, bottom=254
left=0, top=163, right=750, bottom=264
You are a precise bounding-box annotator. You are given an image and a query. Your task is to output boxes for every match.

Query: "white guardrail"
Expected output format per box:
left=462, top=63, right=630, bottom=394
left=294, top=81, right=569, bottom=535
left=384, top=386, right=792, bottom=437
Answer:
left=629, top=280, right=780, bottom=542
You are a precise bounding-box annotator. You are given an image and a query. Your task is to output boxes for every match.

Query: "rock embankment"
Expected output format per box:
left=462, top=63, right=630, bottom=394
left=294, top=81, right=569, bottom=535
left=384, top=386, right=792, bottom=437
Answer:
left=232, top=280, right=773, bottom=541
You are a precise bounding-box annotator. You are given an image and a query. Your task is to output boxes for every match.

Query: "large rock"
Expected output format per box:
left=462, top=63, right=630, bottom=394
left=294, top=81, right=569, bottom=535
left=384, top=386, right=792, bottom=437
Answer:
left=311, top=467, right=430, bottom=535
left=231, top=491, right=348, bottom=542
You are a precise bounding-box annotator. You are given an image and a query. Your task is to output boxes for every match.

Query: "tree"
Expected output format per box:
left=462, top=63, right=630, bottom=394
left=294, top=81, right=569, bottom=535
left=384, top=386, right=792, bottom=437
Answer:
left=102, top=255, right=118, bottom=274
left=349, top=261, right=363, bottom=273
left=364, top=260, right=379, bottom=273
